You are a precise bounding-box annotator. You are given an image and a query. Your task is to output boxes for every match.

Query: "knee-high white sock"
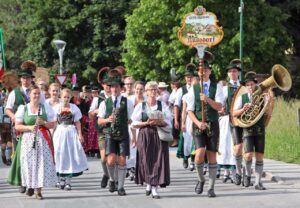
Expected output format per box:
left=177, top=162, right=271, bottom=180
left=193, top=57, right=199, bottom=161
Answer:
left=255, top=160, right=264, bottom=185
left=118, top=165, right=126, bottom=190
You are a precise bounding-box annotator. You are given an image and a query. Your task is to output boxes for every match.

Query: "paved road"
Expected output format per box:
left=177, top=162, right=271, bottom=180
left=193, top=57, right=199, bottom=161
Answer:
left=0, top=148, right=300, bottom=208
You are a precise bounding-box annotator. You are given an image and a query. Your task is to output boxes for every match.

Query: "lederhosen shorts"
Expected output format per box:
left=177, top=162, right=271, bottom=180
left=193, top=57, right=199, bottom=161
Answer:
left=105, top=135, right=130, bottom=156
left=243, top=127, right=265, bottom=154
left=193, top=121, right=219, bottom=152
left=98, top=130, right=106, bottom=151
left=230, top=126, right=243, bottom=145
left=0, top=124, right=12, bottom=144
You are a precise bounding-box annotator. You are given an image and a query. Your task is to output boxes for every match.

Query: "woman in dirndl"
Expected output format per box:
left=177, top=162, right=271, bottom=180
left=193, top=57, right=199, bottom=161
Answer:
left=14, top=85, right=57, bottom=199
left=52, top=88, right=88, bottom=190
left=131, top=81, right=172, bottom=199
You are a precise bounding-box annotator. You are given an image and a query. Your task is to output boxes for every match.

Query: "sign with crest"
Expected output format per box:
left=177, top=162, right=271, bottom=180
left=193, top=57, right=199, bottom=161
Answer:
left=178, top=6, right=224, bottom=48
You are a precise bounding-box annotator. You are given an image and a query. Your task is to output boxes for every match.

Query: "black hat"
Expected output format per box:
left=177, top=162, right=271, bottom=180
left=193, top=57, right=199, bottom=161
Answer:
left=107, top=69, right=123, bottom=86
left=82, top=85, right=91, bottom=92
left=226, top=59, right=241, bottom=72
left=18, top=60, right=36, bottom=78
left=244, top=71, right=257, bottom=84
left=91, top=85, right=99, bottom=91
left=185, top=63, right=196, bottom=76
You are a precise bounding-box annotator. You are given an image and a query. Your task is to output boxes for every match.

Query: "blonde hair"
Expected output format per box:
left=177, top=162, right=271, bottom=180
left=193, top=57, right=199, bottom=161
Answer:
left=49, top=83, right=60, bottom=90
left=61, top=88, right=72, bottom=96
left=145, top=81, right=158, bottom=91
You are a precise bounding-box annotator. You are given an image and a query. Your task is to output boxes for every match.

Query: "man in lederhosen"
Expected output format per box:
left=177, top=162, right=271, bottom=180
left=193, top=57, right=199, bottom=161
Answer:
left=89, top=67, right=111, bottom=188
left=186, top=61, right=224, bottom=197
left=221, top=59, right=244, bottom=184
left=232, top=72, right=270, bottom=190
left=98, top=68, right=134, bottom=196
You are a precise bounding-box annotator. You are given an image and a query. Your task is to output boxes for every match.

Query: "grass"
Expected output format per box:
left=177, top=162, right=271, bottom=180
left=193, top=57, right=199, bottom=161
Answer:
left=265, top=97, right=300, bottom=164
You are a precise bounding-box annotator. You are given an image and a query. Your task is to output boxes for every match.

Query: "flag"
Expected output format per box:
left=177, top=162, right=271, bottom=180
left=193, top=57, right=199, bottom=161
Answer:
left=0, top=49, right=4, bottom=80
left=0, top=29, right=5, bottom=80
left=71, top=73, right=77, bottom=87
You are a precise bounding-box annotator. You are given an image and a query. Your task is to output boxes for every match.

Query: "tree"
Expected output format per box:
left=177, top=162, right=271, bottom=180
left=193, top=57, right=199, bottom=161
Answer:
left=123, top=0, right=292, bottom=83
left=18, top=0, right=138, bottom=85
left=0, top=0, right=26, bottom=70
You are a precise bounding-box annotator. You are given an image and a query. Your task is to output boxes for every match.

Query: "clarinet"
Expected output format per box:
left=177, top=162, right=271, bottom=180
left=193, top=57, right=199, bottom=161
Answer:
left=32, top=104, right=41, bottom=149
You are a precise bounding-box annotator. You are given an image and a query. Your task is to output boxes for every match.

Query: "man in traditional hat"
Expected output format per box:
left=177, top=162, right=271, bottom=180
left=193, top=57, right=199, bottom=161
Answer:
left=157, top=82, right=170, bottom=105
left=232, top=72, right=270, bottom=190
left=5, top=60, right=36, bottom=194
left=186, top=61, right=224, bottom=197
left=173, top=63, right=195, bottom=150
left=219, top=59, right=243, bottom=184
left=89, top=67, right=111, bottom=188
left=98, top=69, right=134, bottom=196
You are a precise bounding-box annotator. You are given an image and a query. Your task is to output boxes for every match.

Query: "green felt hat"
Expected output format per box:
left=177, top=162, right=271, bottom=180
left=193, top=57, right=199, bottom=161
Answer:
left=185, top=63, right=196, bottom=76
left=243, top=71, right=257, bottom=84
left=107, top=69, right=123, bottom=86
left=18, top=60, right=36, bottom=78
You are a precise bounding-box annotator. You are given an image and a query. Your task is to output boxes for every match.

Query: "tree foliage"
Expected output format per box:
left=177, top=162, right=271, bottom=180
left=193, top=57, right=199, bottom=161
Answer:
left=123, top=0, right=292, bottom=82
left=17, top=0, right=138, bottom=85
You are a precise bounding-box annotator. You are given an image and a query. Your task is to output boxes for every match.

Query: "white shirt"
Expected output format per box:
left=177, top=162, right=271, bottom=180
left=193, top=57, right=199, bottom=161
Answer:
left=15, top=102, right=56, bottom=123
left=6, top=87, right=45, bottom=110
left=88, top=92, right=110, bottom=113
left=168, top=89, right=177, bottom=105
left=222, top=79, right=241, bottom=102
left=131, top=101, right=173, bottom=129
left=127, top=94, right=147, bottom=107
left=186, top=80, right=224, bottom=112
left=97, top=95, right=134, bottom=119
left=174, top=84, right=192, bottom=108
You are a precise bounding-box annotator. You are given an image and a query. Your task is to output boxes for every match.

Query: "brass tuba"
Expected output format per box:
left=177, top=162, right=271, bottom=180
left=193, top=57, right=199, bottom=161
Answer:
left=234, top=64, right=292, bottom=128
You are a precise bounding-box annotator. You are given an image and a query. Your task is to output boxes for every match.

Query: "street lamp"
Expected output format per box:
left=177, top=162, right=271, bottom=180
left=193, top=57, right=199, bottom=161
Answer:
left=53, top=40, right=66, bottom=75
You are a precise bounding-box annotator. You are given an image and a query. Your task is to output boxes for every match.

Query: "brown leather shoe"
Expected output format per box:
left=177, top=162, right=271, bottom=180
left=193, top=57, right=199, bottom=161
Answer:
left=170, top=140, right=178, bottom=147
left=35, top=192, right=44, bottom=200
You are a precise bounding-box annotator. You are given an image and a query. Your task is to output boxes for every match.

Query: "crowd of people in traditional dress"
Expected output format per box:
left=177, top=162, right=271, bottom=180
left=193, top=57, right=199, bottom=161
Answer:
left=0, top=56, right=270, bottom=199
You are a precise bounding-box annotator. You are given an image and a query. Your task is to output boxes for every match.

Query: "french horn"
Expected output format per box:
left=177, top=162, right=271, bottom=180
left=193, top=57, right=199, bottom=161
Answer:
left=231, top=64, right=292, bottom=128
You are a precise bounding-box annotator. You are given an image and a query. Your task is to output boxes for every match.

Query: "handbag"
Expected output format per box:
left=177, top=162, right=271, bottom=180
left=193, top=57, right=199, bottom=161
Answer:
left=156, top=126, right=173, bottom=142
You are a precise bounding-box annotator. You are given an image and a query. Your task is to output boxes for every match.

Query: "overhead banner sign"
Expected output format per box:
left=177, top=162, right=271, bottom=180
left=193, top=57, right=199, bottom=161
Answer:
left=178, top=6, right=224, bottom=48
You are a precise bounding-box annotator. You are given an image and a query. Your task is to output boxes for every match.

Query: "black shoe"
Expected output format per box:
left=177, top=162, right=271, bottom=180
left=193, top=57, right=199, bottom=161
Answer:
left=65, top=184, right=72, bottom=191
left=118, top=187, right=126, bottom=196
left=26, top=188, right=34, bottom=197
left=244, top=176, right=251, bottom=187
left=183, top=159, right=188, bottom=169
left=114, top=181, right=118, bottom=191
left=207, top=189, right=216, bottom=198
left=101, top=175, right=109, bottom=188
left=235, top=174, right=242, bottom=185
left=222, top=175, right=230, bottom=183
left=146, top=190, right=152, bottom=196
left=152, top=194, right=160, bottom=199
left=109, top=181, right=115, bottom=193
left=19, top=186, right=26, bottom=194
left=216, top=169, right=221, bottom=179
left=195, top=181, right=205, bottom=194
left=1, top=155, right=7, bottom=165
left=254, top=183, right=266, bottom=190
left=6, top=159, right=12, bottom=166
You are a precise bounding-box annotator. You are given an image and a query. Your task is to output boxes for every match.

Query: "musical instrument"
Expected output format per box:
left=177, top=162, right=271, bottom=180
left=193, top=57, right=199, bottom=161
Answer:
left=32, top=104, right=41, bottom=149
left=231, top=64, right=292, bottom=128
